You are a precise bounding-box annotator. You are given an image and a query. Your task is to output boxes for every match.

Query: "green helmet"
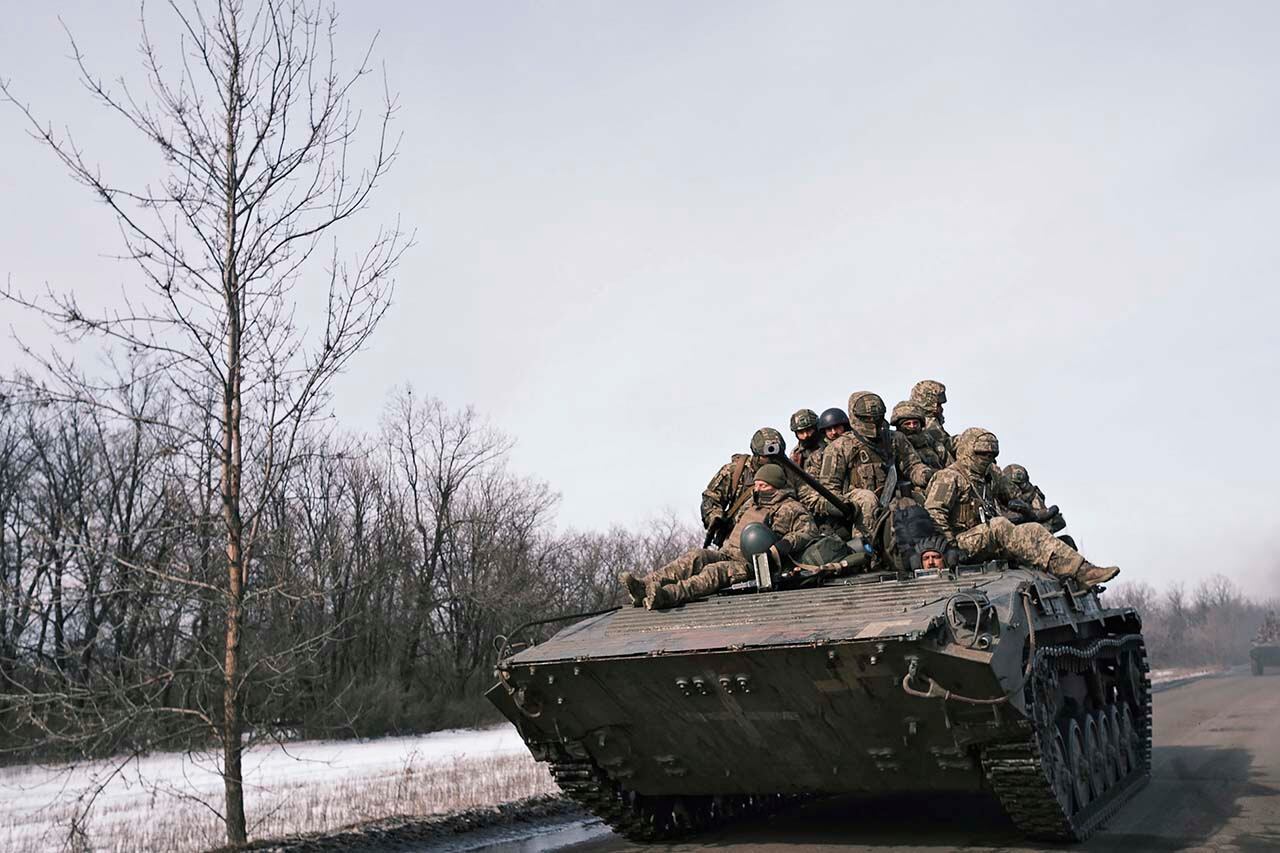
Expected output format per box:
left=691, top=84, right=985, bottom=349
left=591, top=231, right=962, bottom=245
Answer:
left=847, top=391, right=887, bottom=422
left=1004, top=464, right=1030, bottom=487
left=789, top=408, right=819, bottom=433
left=750, top=427, right=785, bottom=456
left=739, top=522, right=778, bottom=557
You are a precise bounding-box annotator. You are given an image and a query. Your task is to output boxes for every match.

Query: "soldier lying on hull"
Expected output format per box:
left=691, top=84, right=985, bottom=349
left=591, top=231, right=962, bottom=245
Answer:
left=924, top=428, right=1119, bottom=589
left=622, top=464, right=817, bottom=610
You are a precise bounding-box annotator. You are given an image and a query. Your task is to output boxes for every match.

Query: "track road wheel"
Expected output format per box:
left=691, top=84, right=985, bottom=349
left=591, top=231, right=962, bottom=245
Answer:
left=1103, top=706, right=1124, bottom=781
left=1095, top=706, right=1116, bottom=788
left=1118, top=704, right=1140, bottom=775
left=1082, top=715, right=1106, bottom=801
left=1064, top=719, right=1092, bottom=811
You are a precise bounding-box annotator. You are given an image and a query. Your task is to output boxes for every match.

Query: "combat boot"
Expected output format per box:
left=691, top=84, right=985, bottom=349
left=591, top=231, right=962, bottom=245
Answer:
left=1075, top=562, right=1120, bottom=589
left=619, top=572, right=645, bottom=607
left=645, top=582, right=681, bottom=611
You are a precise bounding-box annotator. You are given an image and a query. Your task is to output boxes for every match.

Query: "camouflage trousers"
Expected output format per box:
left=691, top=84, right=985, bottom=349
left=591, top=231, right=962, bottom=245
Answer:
left=956, top=516, right=1083, bottom=577
left=648, top=548, right=752, bottom=602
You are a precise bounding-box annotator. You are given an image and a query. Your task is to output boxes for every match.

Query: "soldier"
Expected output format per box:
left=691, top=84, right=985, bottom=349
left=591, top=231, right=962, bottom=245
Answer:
left=622, top=464, right=817, bottom=610
left=924, top=428, right=1119, bottom=588
left=1001, top=463, right=1066, bottom=532
left=910, top=379, right=953, bottom=459
left=891, top=400, right=952, bottom=469
left=789, top=408, right=822, bottom=471
left=818, top=391, right=935, bottom=522
left=700, top=427, right=785, bottom=545
left=817, top=407, right=850, bottom=443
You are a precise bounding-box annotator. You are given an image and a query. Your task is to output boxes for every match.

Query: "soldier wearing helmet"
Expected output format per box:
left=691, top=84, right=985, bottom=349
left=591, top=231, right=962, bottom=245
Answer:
left=924, top=428, right=1119, bottom=589
left=700, top=427, right=803, bottom=543
left=817, top=407, right=850, bottom=442
left=788, top=408, right=822, bottom=471
left=818, top=391, right=936, bottom=518
left=623, top=464, right=817, bottom=610
left=891, top=400, right=952, bottom=469
left=910, top=379, right=953, bottom=459
left=999, top=463, right=1066, bottom=532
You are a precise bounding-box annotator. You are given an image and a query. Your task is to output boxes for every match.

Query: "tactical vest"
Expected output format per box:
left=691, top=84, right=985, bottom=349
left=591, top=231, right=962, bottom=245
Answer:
left=847, top=434, right=893, bottom=494
left=951, top=470, right=1000, bottom=531
left=723, top=495, right=789, bottom=557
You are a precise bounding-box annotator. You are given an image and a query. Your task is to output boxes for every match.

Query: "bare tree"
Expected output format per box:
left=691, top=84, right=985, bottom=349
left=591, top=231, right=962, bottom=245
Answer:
left=1, top=0, right=406, bottom=842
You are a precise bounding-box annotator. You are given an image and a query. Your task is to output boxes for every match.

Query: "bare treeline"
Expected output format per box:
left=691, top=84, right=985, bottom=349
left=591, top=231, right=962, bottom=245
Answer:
left=0, top=384, right=695, bottom=760
left=1107, top=575, right=1277, bottom=670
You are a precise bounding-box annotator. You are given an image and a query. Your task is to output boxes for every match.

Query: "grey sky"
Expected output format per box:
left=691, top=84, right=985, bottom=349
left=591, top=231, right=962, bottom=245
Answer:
left=3, top=2, right=1278, bottom=592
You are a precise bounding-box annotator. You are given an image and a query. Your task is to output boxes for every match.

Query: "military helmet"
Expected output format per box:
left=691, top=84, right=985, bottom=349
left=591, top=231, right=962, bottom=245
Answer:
left=847, top=391, right=886, bottom=422
left=957, top=427, right=999, bottom=458
left=1004, top=464, right=1030, bottom=487
left=910, top=379, right=947, bottom=408
left=789, top=408, right=819, bottom=433
left=739, top=522, right=778, bottom=557
left=890, top=400, right=927, bottom=427
left=750, top=427, right=785, bottom=456
left=817, top=407, right=850, bottom=430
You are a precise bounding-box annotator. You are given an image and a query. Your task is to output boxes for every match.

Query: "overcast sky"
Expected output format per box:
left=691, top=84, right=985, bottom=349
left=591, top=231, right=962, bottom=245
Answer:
left=3, top=1, right=1278, bottom=593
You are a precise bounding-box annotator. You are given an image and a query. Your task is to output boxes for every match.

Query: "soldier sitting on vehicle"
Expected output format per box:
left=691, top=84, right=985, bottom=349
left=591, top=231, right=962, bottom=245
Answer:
left=1000, top=463, right=1066, bottom=533
left=924, top=428, right=1119, bottom=589
left=910, top=379, right=953, bottom=459
left=700, top=427, right=785, bottom=546
left=789, top=408, right=823, bottom=470
left=891, top=400, right=952, bottom=470
left=622, top=464, right=817, bottom=610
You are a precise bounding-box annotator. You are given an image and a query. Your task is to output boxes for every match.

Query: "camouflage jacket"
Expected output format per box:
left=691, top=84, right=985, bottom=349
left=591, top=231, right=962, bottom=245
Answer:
left=923, top=463, right=1003, bottom=544
left=700, top=454, right=760, bottom=529
left=722, top=488, right=817, bottom=561
left=818, top=430, right=934, bottom=506
left=923, top=417, right=954, bottom=460
left=899, top=429, right=952, bottom=470
left=701, top=454, right=807, bottom=528
left=1005, top=482, right=1048, bottom=513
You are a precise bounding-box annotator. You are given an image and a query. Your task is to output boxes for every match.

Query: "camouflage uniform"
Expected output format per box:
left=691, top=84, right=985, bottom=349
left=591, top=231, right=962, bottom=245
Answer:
left=911, top=379, right=954, bottom=461
left=646, top=487, right=816, bottom=607
left=701, top=428, right=810, bottom=530
left=924, top=429, right=1117, bottom=586
left=891, top=400, right=952, bottom=470
left=789, top=408, right=822, bottom=471
left=819, top=392, right=934, bottom=518
left=1002, top=464, right=1048, bottom=512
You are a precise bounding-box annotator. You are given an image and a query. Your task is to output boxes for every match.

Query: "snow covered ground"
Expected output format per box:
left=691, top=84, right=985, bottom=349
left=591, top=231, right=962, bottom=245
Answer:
left=0, top=723, right=555, bottom=853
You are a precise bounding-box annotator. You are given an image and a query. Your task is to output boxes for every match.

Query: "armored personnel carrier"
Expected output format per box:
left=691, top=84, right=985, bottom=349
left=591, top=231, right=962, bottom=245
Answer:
left=488, top=564, right=1149, bottom=843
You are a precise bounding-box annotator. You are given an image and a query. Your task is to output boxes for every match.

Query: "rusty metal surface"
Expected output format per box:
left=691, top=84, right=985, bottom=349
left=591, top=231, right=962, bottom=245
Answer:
left=510, top=571, right=1004, bottom=666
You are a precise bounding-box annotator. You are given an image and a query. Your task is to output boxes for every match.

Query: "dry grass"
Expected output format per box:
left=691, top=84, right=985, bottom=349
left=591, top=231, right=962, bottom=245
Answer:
left=2, top=752, right=557, bottom=853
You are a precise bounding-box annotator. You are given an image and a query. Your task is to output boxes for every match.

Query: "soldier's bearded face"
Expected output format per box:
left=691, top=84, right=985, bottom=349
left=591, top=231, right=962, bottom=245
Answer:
left=921, top=550, right=945, bottom=570
left=753, top=481, right=776, bottom=495
left=795, top=427, right=817, bottom=445
left=899, top=419, right=922, bottom=433
left=824, top=425, right=847, bottom=440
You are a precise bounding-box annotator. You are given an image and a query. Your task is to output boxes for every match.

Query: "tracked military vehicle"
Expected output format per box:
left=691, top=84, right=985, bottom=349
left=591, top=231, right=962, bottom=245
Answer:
left=1251, top=640, right=1280, bottom=675
left=487, top=564, right=1150, bottom=843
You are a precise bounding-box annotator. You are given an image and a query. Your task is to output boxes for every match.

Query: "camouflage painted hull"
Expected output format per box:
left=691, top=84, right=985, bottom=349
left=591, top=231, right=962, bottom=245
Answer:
left=488, top=565, right=1149, bottom=842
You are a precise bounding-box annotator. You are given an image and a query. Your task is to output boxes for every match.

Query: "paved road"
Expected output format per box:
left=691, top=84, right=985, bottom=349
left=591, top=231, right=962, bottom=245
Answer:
left=558, top=673, right=1280, bottom=853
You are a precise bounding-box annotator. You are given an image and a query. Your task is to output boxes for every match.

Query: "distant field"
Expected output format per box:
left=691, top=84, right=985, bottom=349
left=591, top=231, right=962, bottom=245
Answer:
left=0, top=724, right=555, bottom=853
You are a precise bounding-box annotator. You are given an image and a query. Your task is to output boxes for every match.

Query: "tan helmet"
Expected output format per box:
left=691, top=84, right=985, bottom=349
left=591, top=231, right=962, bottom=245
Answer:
left=1004, top=464, right=1030, bottom=487
left=847, top=391, right=887, bottom=422
left=890, top=400, right=927, bottom=428
left=789, top=408, right=819, bottom=433
left=910, top=379, right=947, bottom=411
left=956, top=427, right=999, bottom=458
left=750, top=427, right=785, bottom=456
